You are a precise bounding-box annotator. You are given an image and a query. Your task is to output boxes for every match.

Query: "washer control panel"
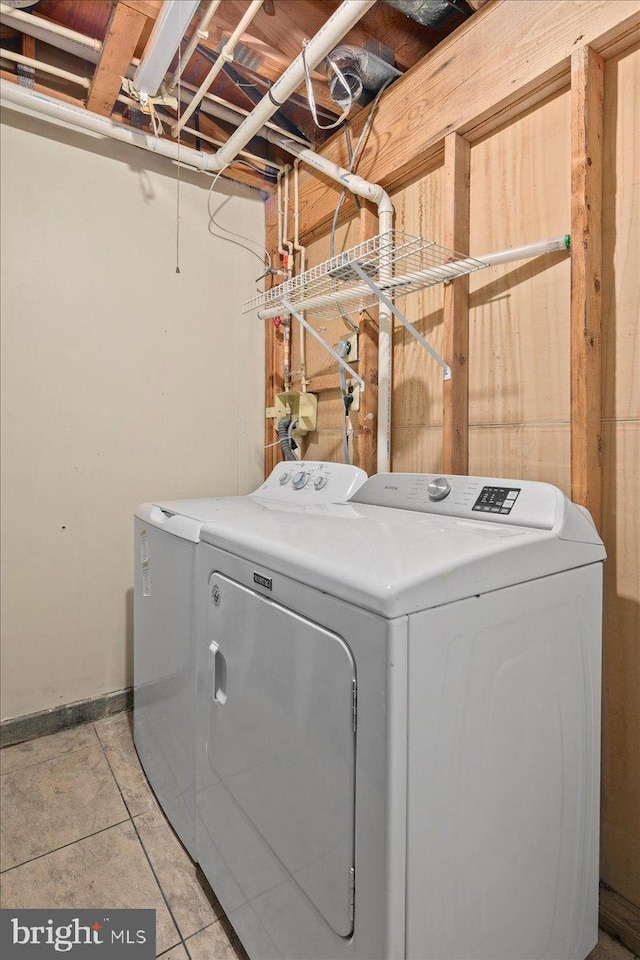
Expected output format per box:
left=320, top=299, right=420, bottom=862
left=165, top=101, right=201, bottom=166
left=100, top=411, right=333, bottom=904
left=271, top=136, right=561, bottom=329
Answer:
left=350, top=473, right=565, bottom=531
left=255, top=462, right=367, bottom=503
left=472, top=485, right=521, bottom=515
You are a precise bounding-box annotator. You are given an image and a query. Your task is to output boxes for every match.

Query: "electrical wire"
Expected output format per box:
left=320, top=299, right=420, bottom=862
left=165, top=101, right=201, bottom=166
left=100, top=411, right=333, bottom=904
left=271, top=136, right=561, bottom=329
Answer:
left=329, top=76, right=396, bottom=330
left=302, top=41, right=353, bottom=130
left=207, top=160, right=272, bottom=269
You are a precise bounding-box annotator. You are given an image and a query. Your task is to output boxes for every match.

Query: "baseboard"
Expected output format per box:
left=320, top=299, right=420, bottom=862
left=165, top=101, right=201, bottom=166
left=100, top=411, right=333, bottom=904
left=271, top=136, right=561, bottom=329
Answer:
left=600, top=884, right=640, bottom=957
left=0, top=687, right=133, bottom=748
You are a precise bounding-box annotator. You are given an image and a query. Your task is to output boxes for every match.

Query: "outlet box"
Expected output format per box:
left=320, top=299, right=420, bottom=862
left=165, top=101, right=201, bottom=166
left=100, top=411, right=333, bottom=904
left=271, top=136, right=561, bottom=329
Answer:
left=274, top=391, right=317, bottom=435
left=347, top=384, right=361, bottom=412
left=337, top=332, right=358, bottom=362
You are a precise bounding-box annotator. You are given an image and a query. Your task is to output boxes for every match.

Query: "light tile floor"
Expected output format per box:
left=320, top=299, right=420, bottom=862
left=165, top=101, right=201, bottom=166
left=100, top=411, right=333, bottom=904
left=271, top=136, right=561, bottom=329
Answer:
left=0, top=711, right=636, bottom=960
left=0, top=712, right=245, bottom=959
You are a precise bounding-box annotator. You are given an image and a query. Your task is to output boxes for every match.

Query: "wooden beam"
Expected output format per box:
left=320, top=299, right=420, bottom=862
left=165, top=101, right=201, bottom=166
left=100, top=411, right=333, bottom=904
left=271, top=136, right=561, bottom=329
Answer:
left=119, top=0, right=163, bottom=19
left=442, top=133, right=470, bottom=476
left=357, top=201, right=379, bottom=477
left=87, top=2, right=147, bottom=117
left=570, top=45, right=604, bottom=529
left=283, top=0, right=640, bottom=242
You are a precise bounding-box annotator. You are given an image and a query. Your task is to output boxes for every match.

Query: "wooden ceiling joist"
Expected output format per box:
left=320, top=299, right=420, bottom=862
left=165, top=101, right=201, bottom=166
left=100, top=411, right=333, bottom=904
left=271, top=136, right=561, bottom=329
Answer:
left=86, top=1, right=148, bottom=116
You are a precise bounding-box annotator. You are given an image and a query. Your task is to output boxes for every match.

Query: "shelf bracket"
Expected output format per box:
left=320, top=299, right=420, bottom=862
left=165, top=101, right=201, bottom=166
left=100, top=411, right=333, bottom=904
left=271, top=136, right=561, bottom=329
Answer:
left=350, top=261, right=452, bottom=381
left=279, top=297, right=365, bottom=391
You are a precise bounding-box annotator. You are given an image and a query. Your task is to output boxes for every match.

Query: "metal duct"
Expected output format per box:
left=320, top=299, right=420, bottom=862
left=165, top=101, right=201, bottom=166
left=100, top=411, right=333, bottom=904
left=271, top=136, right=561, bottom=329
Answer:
left=382, top=0, right=471, bottom=27
left=327, top=45, right=401, bottom=108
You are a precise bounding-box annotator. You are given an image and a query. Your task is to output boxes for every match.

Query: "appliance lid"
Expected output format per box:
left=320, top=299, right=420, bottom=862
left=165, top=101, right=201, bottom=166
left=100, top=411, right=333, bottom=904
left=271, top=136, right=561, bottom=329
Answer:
left=198, top=475, right=605, bottom=617
left=134, top=462, right=368, bottom=541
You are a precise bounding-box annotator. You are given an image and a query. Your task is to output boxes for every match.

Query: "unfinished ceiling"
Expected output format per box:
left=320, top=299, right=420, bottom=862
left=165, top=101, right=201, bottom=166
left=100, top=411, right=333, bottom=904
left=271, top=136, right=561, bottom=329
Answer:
left=0, top=0, right=488, bottom=191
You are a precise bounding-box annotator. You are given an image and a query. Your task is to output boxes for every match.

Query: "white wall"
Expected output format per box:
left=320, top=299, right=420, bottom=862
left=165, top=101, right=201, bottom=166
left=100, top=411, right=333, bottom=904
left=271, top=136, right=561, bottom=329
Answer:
left=0, top=108, right=265, bottom=721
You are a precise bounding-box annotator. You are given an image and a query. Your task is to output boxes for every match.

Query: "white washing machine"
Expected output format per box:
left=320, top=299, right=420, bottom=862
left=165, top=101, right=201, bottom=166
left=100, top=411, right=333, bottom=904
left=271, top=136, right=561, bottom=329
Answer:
left=194, top=472, right=605, bottom=960
left=133, top=461, right=366, bottom=858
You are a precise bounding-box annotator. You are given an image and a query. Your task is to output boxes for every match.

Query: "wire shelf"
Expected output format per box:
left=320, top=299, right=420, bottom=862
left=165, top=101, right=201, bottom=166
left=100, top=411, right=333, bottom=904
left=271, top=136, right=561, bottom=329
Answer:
left=243, top=230, right=488, bottom=321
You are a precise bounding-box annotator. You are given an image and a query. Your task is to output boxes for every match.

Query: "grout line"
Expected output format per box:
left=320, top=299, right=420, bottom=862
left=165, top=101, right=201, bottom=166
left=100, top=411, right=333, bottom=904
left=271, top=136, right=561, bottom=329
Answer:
left=99, top=741, right=185, bottom=956
left=0, top=818, right=131, bottom=876
left=0, top=729, right=102, bottom=777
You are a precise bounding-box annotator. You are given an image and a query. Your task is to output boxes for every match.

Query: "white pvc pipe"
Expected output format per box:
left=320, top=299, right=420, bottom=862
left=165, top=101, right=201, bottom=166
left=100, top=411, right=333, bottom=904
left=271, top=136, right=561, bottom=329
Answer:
left=173, top=0, right=264, bottom=138
left=0, top=3, right=102, bottom=56
left=0, top=49, right=91, bottom=89
left=0, top=80, right=213, bottom=171
left=210, top=0, right=376, bottom=171
left=293, top=159, right=307, bottom=393
left=166, top=0, right=223, bottom=93
left=181, top=124, right=281, bottom=170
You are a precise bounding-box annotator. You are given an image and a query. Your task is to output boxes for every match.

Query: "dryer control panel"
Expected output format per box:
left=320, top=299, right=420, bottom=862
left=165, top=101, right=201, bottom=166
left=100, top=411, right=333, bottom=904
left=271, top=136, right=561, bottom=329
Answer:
left=254, top=461, right=367, bottom=504
left=350, top=473, right=600, bottom=541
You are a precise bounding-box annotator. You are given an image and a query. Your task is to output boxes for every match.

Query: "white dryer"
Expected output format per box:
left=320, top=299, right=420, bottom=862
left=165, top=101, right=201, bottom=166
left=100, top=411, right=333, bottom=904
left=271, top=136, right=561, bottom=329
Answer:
left=133, top=461, right=366, bottom=857
left=195, top=473, right=605, bottom=960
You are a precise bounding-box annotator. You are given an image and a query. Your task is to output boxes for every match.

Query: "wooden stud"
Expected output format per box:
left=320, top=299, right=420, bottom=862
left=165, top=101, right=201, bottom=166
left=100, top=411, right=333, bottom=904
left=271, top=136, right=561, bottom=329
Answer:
left=264, top=252, right=284, bottom=477
left=87, top=2, right=147, bottom=117
left=357, top=201, right=379, bottom=477
left=442, top=133, right=470, bottom=476
left=570, top=45, right=604, bottom=528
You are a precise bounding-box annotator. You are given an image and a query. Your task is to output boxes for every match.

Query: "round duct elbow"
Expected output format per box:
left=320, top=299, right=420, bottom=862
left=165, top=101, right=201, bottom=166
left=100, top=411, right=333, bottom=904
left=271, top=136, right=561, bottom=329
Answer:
left=382, top=0, right=472, bottom=27
left=327, top=45, right=401, bottom=108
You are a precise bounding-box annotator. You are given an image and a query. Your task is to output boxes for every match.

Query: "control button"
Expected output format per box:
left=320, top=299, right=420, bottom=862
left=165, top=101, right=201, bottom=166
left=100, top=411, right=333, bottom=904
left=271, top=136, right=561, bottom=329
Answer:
left=314, top=476, right=328, bottom=490
left=279, top=472, right=290, bottom=485
left=427, top=477, right=451, bottom=502
left=292, top=471, right=310, bottom=490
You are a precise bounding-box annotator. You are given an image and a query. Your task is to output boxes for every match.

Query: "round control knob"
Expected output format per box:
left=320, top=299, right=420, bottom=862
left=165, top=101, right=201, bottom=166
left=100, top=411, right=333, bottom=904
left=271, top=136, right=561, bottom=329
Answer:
left=279, top=472, right=290, bottom=485
left=428, top=477, right=451, bottom=501
left=314, top=476, right=328, bottom=490
left=292, top=471, right=310, bottom=490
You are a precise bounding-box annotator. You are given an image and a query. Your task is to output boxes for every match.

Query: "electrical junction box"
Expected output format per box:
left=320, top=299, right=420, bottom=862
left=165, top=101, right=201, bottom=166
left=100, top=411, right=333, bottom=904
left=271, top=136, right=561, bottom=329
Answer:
left=338, top=332, right=358, bottom=362
left=274, top=391, right=318, bottom=435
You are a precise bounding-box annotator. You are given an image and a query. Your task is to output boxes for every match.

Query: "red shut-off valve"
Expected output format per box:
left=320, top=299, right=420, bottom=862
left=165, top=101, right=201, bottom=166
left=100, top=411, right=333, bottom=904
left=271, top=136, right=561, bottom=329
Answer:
left=273, top=316, right=282, bottom=328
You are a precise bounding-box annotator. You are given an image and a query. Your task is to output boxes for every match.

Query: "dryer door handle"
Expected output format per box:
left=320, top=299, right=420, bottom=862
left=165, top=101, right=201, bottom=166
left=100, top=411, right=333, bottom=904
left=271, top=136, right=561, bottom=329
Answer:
left=209, top=640, right=227, bottom=705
